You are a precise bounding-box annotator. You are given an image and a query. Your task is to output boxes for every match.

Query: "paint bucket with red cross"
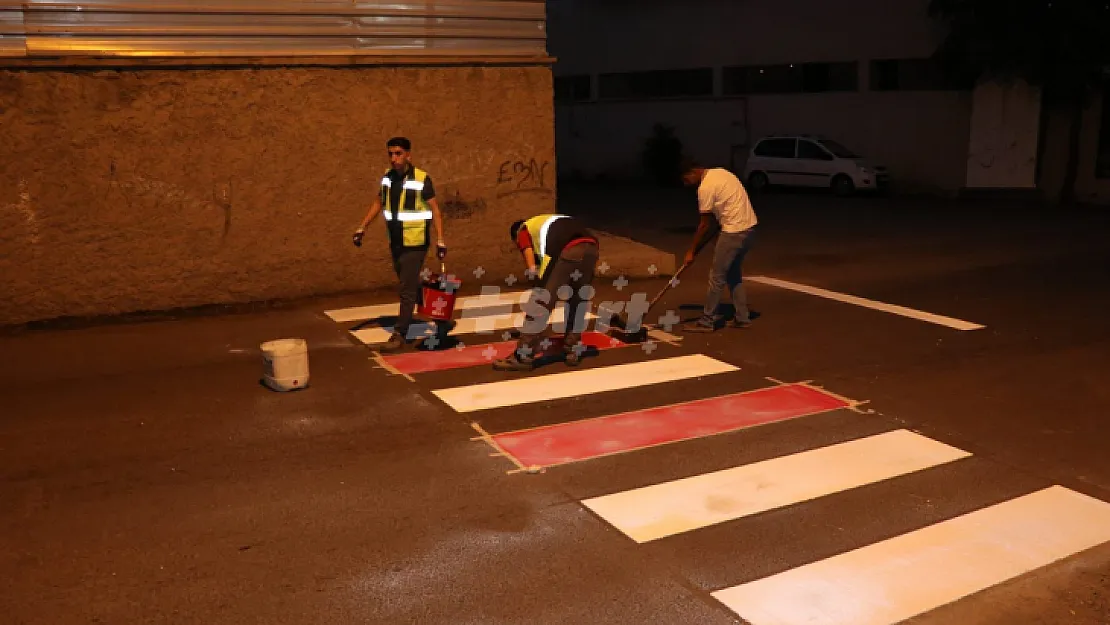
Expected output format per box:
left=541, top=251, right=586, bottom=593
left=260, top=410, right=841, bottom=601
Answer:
left=417, top=263, right=462, bottom=322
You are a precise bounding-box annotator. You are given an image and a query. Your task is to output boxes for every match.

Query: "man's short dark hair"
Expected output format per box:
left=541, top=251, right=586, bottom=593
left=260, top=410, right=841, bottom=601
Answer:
left=679, top=158, right=702, bottom=174
left=387, top=137, right=411, bottom=151
left=509, top=219, right=525, bottom=241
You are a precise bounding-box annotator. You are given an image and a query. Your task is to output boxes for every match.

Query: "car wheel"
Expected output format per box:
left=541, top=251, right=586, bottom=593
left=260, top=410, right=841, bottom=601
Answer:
left=831, top=174, right=854, bottom=197
left=748, top=171, right=769, bottom=193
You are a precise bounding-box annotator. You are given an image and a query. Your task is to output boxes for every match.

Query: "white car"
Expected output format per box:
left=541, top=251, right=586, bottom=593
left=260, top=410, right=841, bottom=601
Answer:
left=742, top=134, right=889, bottom=196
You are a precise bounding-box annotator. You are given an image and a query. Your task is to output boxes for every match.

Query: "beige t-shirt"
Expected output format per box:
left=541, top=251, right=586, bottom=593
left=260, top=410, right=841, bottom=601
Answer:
left=698, top=168, right=758, bottom=233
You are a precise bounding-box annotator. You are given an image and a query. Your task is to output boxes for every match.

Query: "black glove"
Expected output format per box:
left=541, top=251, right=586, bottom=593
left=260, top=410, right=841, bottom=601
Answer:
left=436, top=244, right=447, bottom=260
left=352, top=230, right=364, bottom=247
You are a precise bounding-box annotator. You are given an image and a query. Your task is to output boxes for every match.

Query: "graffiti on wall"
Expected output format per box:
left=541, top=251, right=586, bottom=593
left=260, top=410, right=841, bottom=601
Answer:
left=496, top=158, right=553, bottom=198
left=440, top=189, right=487, bottom=219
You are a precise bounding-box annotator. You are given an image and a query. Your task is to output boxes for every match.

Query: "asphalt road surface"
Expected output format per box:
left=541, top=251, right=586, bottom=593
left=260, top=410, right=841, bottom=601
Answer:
left=3, top=188, right=1110, bottom=625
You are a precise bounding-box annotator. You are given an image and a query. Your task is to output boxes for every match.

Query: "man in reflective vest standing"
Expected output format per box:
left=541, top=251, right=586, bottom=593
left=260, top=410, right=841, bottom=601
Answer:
left=352, top=137, right=447, bottom=352
left=494, top=214, right=600, bottom=371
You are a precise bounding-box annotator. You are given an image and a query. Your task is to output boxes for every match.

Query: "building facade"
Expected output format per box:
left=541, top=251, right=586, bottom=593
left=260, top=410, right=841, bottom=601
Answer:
left=547, top=0, right=1110, bottom=201
left=0, top=1, right=555, bottom=327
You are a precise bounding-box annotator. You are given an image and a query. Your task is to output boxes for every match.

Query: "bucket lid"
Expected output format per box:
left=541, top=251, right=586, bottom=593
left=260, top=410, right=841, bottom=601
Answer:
left=261, top=338, right=307, bottom=356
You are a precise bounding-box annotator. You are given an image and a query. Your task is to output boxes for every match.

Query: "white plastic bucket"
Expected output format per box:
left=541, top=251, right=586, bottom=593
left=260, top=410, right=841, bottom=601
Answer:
left=261, top=338, right=309, bottom=392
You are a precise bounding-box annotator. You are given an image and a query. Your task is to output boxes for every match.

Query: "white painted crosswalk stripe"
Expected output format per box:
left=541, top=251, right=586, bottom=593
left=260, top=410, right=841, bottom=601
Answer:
left=324, top=289, right=531, bottom=323
left=322, top=294, right=1110, bottom=625
left=749, top=275, right=986, bottom=331
left=433, top=354, right=738, bottom=413
left=581, top=429, right=971, bottom=543
left=352, top=307, right=599, bottom=345
left=712, top=485, right=1110, bottom=625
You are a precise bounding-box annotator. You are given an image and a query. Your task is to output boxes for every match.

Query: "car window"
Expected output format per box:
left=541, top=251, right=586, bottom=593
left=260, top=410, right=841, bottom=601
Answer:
left=797, top=140, right=832, bottom=160
left=754, top=138, right=796, bottom=158
left=816, top=139, right=860, bottom=158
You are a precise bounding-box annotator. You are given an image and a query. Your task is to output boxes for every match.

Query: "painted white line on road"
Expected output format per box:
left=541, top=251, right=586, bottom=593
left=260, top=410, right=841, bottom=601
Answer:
left=432, top=354, right=738, bottom=413
left=713, top=485, right=1110, bottom=625
left=582, top=429, right=970, bottom=543
left=748, top=276, right=986, bottom=331
left=324, top=290, right=531, bottom=323
left=351, top=307, right=599, bottom=345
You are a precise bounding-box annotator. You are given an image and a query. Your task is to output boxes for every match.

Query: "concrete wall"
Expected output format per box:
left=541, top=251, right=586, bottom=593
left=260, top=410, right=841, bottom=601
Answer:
left=548, top=0, right=973, bottom=192
left=0, top=64, right=555, bottom=327
left=965, top=80, right=1042, bottom=190
left=1039, top=90, right=1110, bottom=203
left=556, top=91, right=972, bottom=193
left=548, top=0, right=946, bottom=72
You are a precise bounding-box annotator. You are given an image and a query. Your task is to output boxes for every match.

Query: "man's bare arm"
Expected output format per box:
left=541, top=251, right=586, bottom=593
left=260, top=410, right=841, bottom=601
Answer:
left=522, top=248, right=538, bottom=279
left=685, top=213, right=715, bottom=264
left=357, top=196, right=382, bottom=232
left=352, top=196, right=382, bottom=247
left=427, top=197, right=446, bottom=247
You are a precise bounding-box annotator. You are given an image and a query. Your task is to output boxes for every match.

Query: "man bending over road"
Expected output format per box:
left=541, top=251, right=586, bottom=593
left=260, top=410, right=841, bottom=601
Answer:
left=680, top=159, right=758, bottom=332
left=493, top=214, right=600, bottom=371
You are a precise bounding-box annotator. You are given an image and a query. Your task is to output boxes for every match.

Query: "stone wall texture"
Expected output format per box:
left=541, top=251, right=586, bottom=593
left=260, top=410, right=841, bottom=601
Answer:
left=0, top=64, right=556, bottom=326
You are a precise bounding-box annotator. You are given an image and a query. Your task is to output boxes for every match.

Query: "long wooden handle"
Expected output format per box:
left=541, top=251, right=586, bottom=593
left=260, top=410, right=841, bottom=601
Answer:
left=646, top=261, right=691, bottom=311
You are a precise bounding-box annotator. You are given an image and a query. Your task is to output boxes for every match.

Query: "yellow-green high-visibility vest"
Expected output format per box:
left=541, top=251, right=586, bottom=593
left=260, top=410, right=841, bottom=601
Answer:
left=522, top=213, right=570, bottom=280
left=381, top=167, right=432, bottom=248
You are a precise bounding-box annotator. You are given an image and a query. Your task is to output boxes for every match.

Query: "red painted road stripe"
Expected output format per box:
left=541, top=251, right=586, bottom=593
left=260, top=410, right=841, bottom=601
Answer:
left=490, top=383, right=852, bottom=468
left=383, top=331, right=627, bottom=375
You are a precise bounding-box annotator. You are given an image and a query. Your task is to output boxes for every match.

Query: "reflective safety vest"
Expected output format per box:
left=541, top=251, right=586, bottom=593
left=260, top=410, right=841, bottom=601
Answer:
left=381, top=167, right=432, bottom=248
left=522, top=213, right=570, bottom=280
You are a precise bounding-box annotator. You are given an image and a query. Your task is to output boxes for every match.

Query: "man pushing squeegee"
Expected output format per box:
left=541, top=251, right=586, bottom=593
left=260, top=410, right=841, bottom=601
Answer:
left=608, top=158, right=759, bottom=339
left=602, top=236, right=707, bottom=343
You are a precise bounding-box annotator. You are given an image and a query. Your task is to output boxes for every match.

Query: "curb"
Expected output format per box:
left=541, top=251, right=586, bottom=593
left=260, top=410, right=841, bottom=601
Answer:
left=594, top=230, right=678, bottom=279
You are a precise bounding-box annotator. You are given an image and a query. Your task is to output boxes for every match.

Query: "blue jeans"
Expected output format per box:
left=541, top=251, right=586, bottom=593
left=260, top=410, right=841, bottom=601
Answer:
left=700, top=227, right=755, bottom=325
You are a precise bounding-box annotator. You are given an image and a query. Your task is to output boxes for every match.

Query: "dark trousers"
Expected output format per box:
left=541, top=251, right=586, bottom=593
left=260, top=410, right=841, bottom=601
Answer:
left=701, top=227, right=755, bottom=324
left=391, top=245, right=427, bottom=338
left=516, top=241, right=599, bottom=358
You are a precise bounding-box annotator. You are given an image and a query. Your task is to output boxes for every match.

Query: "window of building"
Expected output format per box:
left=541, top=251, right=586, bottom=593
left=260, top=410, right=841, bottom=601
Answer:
left=753, top=138, right=797, bottom=158
left=724, top=64, right=800, bottom=95
left=554, top=74, right=591, bottom=102
left=598, top=67, right=713, bottom=100
left=802, top=62, right=859, bottom=93
left=870, top=58, right=962, bottom=91
left=723, top=62, right=858, bottom=95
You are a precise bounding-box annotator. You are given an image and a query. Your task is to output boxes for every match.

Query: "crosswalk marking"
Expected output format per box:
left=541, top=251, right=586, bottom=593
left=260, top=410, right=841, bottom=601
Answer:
left=382, top=331, right=627, bottom=375
left=352, top=308, right=599, bottom=345
left=581, top=429, right=970, bottom=543
left=324, top=289, right=531, bottom=323
left=321, top=295, right=1110, bottom=625
left=749, top=276, right=985, bottom=331
left=489, top=383, right=851, bottom=469
left=713, top=485, right=1110, bottom=625
left=433, top=354, right=738, bottom=413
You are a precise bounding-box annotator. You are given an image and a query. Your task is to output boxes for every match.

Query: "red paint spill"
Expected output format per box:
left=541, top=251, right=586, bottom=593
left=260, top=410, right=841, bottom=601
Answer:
left=491, top=383, right=851, bottom=468
left=384, top=331, right=626, bottom=375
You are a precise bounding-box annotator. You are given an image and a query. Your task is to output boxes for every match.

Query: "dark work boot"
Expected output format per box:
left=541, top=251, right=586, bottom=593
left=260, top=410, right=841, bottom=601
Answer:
left=493, top=354, right=535, bottom=372
left=684, top=318, right=717, bottom=333
left=494, top=341, right=537, bottom=371
left=563, top=334, right=584, bottom=366
left=378, top=331, right=406, bottom=353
